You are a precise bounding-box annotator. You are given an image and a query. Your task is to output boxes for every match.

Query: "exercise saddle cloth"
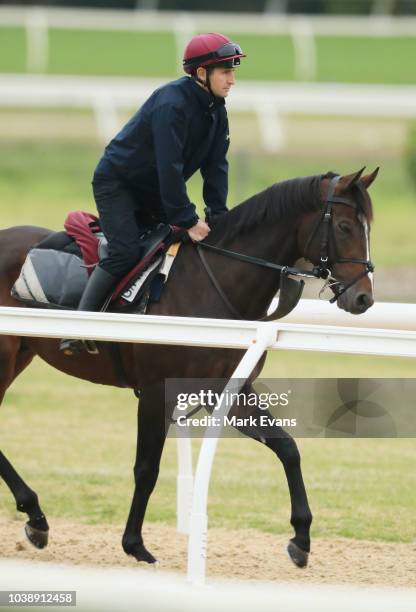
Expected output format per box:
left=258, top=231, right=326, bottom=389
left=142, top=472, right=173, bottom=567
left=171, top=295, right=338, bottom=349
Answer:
left=12, top=211, right=183, bottom=312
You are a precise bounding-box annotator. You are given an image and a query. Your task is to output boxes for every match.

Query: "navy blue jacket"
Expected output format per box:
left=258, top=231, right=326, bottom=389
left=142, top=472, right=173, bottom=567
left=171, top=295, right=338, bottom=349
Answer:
left=94, top=76, right=230, bottom=229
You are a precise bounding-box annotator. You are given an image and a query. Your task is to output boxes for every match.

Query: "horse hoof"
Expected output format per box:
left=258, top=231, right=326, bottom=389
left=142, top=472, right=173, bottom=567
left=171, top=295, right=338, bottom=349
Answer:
left=287, top=540, right=309, bottom=568
left=24, top=523, right=49, bottom=549
left=125, top=543, right=158, bottom=564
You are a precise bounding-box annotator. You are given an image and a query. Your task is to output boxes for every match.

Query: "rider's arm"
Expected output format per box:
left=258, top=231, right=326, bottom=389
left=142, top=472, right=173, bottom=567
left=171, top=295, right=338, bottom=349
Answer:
left=200, top=109, right=230, bottom=217
left=151, top=103, right=199, bottom=229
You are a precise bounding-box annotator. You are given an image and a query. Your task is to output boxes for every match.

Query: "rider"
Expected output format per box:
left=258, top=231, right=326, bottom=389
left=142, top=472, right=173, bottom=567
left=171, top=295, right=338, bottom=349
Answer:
left=60, top=33, right=246, bottom=354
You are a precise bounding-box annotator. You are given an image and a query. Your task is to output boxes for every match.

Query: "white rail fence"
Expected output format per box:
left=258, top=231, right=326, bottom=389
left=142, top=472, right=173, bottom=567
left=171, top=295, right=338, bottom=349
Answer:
left=1, top=6, right=416, bottom=80
left=0, top=300, right=415, bottom=585
left=2, top=559, right=415, bottom=612
left=1, top=300, right=415, bottom=353
left=1, top=74, right=416, bottom=151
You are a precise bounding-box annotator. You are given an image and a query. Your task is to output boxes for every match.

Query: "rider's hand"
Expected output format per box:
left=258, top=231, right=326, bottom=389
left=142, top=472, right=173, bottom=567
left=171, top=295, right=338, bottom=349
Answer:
left=187, top=220, right=211, bottom=242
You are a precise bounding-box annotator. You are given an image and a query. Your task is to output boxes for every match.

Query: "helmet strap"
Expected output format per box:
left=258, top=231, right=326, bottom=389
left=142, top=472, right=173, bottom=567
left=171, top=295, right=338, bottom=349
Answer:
left=194, top=66, right=214, bottom=96
left=205, top=67, right=214, bottom=95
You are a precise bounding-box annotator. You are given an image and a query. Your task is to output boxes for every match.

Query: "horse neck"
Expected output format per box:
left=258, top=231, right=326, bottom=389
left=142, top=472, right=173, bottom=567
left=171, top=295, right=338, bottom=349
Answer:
left=215, top=215, right=300, bottom=320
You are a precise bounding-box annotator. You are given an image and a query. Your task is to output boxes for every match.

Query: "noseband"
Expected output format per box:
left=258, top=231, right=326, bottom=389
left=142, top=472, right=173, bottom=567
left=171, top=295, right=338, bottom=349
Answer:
left=197, top=175, right=374, bottom=317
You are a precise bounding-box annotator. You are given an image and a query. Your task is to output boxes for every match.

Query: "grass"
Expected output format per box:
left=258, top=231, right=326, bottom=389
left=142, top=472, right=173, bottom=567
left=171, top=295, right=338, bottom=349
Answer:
left=48, top=29, right=177, bottom=78
left=0, top=141, right=99, bottom=230
left=2, top=27, right=416, bottom=84
left=0, top=27, right=26, bottom=73
left=231, top=34, right=295, bottom=82
left=0, top=357, right=415, bottom=543
left=315, top=36, right=416, bottom=85
left=0, top=140, right=415, bottom=267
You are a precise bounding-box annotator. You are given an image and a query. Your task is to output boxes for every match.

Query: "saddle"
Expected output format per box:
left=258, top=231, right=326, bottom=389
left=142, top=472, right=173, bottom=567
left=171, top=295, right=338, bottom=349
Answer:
left=12, top=211, right=183, bottom=313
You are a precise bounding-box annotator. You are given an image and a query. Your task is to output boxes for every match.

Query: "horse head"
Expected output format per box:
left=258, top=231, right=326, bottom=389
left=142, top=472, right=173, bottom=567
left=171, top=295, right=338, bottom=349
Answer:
left=297, top=167, right=379, bottom=315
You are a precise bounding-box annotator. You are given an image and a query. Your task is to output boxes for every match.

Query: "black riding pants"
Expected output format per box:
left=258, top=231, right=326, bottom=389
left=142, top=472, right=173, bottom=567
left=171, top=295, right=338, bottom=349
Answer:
left=92, top=177, right=158, bottom=278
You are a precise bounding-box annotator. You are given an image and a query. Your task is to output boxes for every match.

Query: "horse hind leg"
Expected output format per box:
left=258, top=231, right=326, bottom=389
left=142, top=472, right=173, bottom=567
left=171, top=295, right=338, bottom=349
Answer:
left=0, top=450, right=49, bottom=548
left=0, top=335, right=35, bottom=403
left=0, top=336, right=49, bottom=548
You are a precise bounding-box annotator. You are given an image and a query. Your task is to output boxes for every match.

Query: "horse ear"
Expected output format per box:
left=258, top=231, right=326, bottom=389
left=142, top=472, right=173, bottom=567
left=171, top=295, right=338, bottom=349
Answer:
left=337, top=167, right=366, bottom=192
left=360, top=167, right=380, bottom=190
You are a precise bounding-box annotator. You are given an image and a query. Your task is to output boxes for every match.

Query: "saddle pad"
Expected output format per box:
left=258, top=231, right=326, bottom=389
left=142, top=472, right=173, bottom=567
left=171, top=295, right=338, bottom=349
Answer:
left=12, top=242, right=182, bottom=311
left=12, top=248, right=88, bottom=309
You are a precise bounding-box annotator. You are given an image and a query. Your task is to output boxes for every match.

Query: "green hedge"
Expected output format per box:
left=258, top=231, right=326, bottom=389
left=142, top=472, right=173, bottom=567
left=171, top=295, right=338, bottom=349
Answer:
left=6, top=0, right=416, bottom=14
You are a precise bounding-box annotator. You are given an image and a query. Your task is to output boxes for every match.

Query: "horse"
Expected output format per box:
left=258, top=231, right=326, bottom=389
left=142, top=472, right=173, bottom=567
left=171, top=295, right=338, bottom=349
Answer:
left=0, top=167, right=377, bottom=570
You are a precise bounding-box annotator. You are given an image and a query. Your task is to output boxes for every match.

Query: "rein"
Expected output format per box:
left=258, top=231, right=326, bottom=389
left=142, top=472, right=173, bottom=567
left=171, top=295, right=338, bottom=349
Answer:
left=197, top=175, right=374, bottom=319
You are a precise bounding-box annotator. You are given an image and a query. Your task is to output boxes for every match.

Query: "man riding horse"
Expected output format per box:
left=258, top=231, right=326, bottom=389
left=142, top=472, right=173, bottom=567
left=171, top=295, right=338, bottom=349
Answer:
left=60, top=33, right=246, bottom=355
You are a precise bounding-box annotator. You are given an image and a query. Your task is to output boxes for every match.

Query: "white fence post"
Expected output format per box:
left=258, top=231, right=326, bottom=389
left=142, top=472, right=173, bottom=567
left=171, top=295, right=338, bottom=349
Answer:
left=176, top=437, right=194, bottom=534
left=265, top=0, right=289, bottom=12
left=25, top=7, right=49, bottom=74
left=186, top=324, right=276, bottom=586
left=255, top=100, right=284, bottom=153
left=372, top=0, right=396, bottom=15
left=173, top=14, right=195, bottom=77
left=92, top=96, right=121, bottom=144
left=291, top=18, right=317, bottom=82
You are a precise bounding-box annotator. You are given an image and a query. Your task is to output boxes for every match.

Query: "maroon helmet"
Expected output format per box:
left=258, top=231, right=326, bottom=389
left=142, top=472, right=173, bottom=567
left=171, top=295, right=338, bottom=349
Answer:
left=183, top=33, right=246, bottom=75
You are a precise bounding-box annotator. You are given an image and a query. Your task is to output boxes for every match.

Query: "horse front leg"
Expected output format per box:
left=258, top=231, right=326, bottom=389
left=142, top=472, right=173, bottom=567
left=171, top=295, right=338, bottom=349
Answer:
left=0, top=450, right=49, bottom=548
left=232, top=384, right=312, bottom=568
left=265, top=432, right=312, bottom=567
left=122, top=381, right=169, bottom=564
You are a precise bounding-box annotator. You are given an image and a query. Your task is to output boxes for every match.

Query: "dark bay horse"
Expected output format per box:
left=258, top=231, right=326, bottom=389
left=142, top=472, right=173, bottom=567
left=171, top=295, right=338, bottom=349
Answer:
left=0, top=168, right=377, bottom=569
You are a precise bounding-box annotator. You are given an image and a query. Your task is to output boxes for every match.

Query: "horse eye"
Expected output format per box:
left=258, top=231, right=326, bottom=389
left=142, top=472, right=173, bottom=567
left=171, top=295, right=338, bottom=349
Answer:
left=338, top=222, right=351, bottom=235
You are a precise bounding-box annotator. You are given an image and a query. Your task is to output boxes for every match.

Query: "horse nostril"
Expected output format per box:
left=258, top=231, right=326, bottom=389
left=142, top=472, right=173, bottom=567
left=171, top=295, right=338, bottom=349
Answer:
left=356, top=293, right=373, bottom=310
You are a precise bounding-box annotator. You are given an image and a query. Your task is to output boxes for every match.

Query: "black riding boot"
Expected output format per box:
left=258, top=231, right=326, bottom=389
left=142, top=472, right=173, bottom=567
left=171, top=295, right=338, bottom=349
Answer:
left=59, top=266, right=117, bottom=355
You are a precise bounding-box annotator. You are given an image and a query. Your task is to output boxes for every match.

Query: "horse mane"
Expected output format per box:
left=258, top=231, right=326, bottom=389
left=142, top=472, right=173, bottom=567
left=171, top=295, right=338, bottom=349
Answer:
left=208, top=174, right=322, bottom=243
left=208, top=172, right=373, bottom=243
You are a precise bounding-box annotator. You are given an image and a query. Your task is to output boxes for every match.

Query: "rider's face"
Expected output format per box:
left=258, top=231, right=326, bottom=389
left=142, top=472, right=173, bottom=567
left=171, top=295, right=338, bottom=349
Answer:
left=198, top=67, right=236, bottom=97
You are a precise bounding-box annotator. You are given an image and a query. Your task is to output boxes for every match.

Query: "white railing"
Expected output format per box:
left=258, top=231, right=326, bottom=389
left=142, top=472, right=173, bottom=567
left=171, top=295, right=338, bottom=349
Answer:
left=2, top=559, right=415, bottom=611
left=1, top=7, right=416, bottom=80
left=0, top=301, right=415, bottom=355
left=0, top=300, right=415, bottom=584
left=1, top=74, right=416, bottom=151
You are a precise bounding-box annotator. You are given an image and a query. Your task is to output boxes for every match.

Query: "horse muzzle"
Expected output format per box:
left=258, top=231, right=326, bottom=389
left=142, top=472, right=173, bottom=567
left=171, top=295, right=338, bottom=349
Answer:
left=336, top=284, right=374, bottom=314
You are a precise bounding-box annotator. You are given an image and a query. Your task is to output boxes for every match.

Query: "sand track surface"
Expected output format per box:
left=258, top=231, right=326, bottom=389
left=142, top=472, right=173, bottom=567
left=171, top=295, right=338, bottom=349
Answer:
left=1, top=515, right=415, bottom=588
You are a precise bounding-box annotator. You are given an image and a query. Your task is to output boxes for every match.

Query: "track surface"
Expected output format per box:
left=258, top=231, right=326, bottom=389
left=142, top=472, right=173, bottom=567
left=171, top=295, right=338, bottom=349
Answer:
left=1, top=515, right=415, bottom=587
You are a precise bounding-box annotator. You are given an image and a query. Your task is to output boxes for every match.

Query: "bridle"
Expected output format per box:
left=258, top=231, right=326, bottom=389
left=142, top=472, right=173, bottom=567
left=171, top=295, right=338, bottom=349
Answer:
left=303, top=175, right=374, bottom=302
left=197, top=175, right=374, bottom=318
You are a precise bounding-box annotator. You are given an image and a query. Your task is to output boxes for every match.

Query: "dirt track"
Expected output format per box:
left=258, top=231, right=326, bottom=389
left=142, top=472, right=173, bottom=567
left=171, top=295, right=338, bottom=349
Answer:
left=1, top=515, right=415, bottom=588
